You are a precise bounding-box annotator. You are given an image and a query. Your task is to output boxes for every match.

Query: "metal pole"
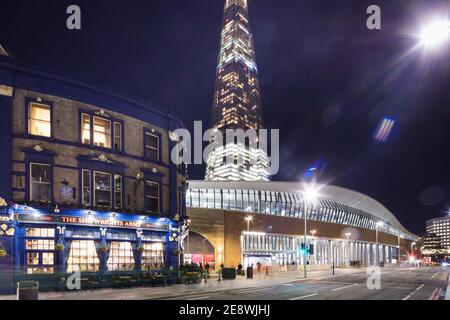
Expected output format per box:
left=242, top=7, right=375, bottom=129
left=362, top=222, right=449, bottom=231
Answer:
left=247, top=220, right=250, bottom=232
left=303, top=200, right=307, bottom=278
left=398, top=236, right=401, bottom=264
left=375, top=227, right=378, bottom=267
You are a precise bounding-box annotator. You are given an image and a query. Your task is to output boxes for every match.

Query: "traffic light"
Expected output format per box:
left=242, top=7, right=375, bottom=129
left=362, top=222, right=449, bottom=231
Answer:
left=309, top=244, right=314, bottom=255
left=300, top=243, right=306, bottom=255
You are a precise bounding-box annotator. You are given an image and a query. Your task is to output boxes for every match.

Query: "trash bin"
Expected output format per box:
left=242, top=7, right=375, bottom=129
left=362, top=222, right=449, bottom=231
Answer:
left=246, top=267, right=253, bottom=279
left=221, top=268, right=237, bottom=280
left=17, top=281, right=39, bottom=300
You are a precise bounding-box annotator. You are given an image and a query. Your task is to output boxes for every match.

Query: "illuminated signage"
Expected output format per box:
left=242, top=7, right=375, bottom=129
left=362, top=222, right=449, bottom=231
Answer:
left=17, top=214, right=169, bottom=231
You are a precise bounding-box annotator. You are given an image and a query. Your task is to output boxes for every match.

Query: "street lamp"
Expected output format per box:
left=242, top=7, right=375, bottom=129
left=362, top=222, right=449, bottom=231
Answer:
left=419, top=19, right=450, bottom=49
left=245, top=215, right=253, bottom=232
left=310, top=229, right=317, bottom=265
left=302, top=185, right=319, bottom=278
left=397, top=235, right=403, bottom=264
left=375, top=221, right=384, bottom=267
left=411, top=242, right=416, bottom=255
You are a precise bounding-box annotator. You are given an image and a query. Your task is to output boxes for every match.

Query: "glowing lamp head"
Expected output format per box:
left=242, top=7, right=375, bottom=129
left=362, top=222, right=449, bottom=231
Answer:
left=303, top=187, right=319, bottom=204
left=376, top=221, right=384, bottom=228
left=419, top=20, right=450, bottom=48
left=245, top=215, right=253, bottom=222
left=310, top=229, right=317, bottom=236
left=345, top=232, right=351, bottom=237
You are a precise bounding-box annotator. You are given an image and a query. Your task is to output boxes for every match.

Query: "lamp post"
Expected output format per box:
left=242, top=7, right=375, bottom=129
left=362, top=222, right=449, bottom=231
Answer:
left=345, top=232, right=351, bottom=266
left=375, top=221, right=384, bottom=267
left=302, top=186, right=319, bottom=278
left=398, top=235, right=402, bottom=264
left=411, top=242, right=416, bottom=256
left=245, top=215, right=253, bottom=232
left=310, top=229, right=317, bottom=265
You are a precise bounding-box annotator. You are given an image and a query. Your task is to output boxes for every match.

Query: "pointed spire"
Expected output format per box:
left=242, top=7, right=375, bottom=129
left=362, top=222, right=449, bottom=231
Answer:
left=0, top=44, right=9, bottom=57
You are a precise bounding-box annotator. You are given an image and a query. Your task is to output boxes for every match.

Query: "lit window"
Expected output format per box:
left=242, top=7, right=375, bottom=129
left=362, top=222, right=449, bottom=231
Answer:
left=145, top=181, right=160, bottom=213
left=67, top=240, right=100, bottom=273
left=107, top=241, right=135, bottom=271
left=93, top=116, right=111, bottom=149
left=28, top=102, right=51, bottom=137
left=30, top=163, right=51, bottom=202
left=81, top=113, right=91, bottom=144
left=94, top=171, right=111, bottom=207
left=144, top=131, right=159, bottom=161
left=25, top=228, right=55, bottom=274
left=141, top=242, right=165, bottom=270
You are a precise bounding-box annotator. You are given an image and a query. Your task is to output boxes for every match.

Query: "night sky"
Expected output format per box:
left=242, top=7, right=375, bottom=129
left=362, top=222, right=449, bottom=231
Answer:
left=1, top=0, right=450, bottom=235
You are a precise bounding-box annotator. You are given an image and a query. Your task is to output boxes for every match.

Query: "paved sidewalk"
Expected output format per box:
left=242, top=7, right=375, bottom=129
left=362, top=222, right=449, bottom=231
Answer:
left=0, top=268, right=366, bottom=300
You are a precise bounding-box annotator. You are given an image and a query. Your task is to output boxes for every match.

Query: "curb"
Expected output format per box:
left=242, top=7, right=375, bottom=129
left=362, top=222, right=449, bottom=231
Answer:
left=445, top=281, right=450, bottom=300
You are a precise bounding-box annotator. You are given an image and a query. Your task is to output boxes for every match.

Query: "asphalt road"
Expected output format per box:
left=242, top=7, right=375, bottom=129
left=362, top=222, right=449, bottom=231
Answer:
left=164, top=267, right=449, bottom=300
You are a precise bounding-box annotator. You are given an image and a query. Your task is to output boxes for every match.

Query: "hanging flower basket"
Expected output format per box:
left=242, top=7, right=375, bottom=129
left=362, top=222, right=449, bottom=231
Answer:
left=0, top=249, right=7, bottom=258
left=138, top=246, right=145, bottom=254
left=56, top=243, right=65, bottom=252
left=101, top=244, right=109, bottom=253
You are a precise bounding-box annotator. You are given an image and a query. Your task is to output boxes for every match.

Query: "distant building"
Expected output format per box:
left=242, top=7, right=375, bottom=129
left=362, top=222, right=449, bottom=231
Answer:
left=426, top=216, right=450, bottom=248
left=205, top=0, right=270, bottom=181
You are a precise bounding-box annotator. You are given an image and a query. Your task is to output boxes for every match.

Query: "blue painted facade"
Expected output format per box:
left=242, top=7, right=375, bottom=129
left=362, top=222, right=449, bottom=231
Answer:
left=0, top=204, right=182, bottom=294
left=0, top=55, right=188, bottom=294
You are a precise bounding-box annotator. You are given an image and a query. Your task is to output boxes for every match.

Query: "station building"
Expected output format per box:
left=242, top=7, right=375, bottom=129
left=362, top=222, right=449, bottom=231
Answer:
left=186, top=181, right=418, bottom=270
left=0, top=52, right=187, bottom=293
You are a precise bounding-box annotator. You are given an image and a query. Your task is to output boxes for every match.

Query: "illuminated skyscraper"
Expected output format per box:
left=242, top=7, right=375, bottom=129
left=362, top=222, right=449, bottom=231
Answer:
left=205, top=0, right=270, bottom=181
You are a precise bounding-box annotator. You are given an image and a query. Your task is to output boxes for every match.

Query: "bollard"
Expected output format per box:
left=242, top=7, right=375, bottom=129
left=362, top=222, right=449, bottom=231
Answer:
left=266, top=266, right=269, bottom=275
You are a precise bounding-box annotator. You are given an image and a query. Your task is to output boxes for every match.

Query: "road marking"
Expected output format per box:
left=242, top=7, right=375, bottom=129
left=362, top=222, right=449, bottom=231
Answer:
left=429, top=271, right=440, bottom=280
left=235, top=287, right=274, bottom=294
left=290, top=293, right=318, bottom=300
left=282, top=283, right=294, bottom=286
left=332, top=284, right=358, bottom=291
left=428, top=288, right=438, bottom=300
left=402, top=284, right=424, bottom=300
left=187, top=296, right=210, bottom=300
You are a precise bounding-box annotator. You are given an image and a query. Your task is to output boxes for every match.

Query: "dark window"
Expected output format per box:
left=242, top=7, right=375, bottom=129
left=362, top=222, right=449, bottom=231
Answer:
left=114, top=122, right=122, bottom=151
left=82, top=169, right=91, bottom=206
left=30, top=163, right=51, bottom=202
left=144, top=132, right=159, bottom=161
left=94, top=171, right=112, bottom=207
left=145, top=181, right=160, bottom=213
left=114, top=175, right=122, bottom=209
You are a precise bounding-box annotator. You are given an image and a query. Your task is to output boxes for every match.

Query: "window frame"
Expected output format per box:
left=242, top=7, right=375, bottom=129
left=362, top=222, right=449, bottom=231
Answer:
left=144, top=180, right=160, bottom=214
left=93, top=171, right=112, bottom=208
left=143, top=130, right=161, bottom=162
left=81, top=169, right=92, bottom=207
left=24, top=227, right=56, bottom=275
left=93, top=116, right=112, bottom=149
left=29, top=162, right=52, bottom=202
left=79, top=110, right=124, bottom=153
left=27, top=100, right=53, bottom=138
left=82, top=169, right=123, bottom=209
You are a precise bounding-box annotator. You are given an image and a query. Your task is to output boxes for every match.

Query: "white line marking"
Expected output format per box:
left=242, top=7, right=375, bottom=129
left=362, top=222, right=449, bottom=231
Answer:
left=332, top=284, right=358, bottom=291
left=235, top=287, right=274, bottom=294
left=187, top=296, right=210, bottom=300
left=402, top=284, right=424, bottom=300
left=290, top=293, right=318, bottom=300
